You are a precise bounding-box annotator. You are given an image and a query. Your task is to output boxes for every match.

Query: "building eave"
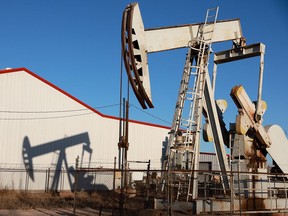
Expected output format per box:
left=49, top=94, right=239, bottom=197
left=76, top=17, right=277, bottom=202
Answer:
left=0, top=67, right=170, bottom=130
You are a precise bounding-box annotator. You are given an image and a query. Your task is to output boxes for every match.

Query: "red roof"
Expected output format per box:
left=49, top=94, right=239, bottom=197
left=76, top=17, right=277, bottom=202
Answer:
left=0, top=67, right=170, bottom=130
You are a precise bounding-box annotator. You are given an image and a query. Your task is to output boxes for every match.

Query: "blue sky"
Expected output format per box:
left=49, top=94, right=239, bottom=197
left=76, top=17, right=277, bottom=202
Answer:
left=0, top=1, right=287, bottom=148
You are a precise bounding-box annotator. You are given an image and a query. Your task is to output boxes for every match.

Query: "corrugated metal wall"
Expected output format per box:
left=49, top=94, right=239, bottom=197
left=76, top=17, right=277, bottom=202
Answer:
left=199, top=152, right=222, bottom=170
left=0, top=68, right=170, bottom=190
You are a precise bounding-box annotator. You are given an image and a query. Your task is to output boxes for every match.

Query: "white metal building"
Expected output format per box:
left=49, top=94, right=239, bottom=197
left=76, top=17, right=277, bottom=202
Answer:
left=0, top=68, right=219, bottom=191
left=0, top=68, right=172, bottom=190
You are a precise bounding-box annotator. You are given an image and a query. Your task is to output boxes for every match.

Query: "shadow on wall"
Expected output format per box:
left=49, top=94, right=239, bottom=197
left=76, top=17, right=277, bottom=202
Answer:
left=161, top=137, right=168, bottom=168
left=22, top=132, right=98, bottom=192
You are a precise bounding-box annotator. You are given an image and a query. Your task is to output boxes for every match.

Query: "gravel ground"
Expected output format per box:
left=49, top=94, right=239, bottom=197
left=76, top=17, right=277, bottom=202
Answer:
left=0, top=208, right=107, bottom=216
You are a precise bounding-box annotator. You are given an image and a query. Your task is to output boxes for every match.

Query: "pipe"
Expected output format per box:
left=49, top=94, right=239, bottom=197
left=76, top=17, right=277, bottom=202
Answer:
left=255, top=48, right=265, bottom=122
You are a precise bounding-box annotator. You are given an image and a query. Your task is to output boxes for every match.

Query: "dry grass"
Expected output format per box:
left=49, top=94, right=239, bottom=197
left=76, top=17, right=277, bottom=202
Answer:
left=0, top=189, right=137, bottom=210
left=0, top=189, right=76, bottom=209
left=0, top=189, right=164, bottom=215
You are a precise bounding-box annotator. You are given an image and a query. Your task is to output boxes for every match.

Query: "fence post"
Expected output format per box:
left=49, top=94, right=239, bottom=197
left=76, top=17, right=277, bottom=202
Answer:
left=25, top=168, right=29, bottom=192
left=47, top=168, right=50, bottom=192
left=113, top=157, right=116, bottom=215
left=73, top=155, right=79, bottom=216
left=145, top=160, right=151, bottom=208
left=230, top=172, right=234, bottom=215
left=45, top=169, right=48, bottom=192
left=119, top=161, right=125, bottom=216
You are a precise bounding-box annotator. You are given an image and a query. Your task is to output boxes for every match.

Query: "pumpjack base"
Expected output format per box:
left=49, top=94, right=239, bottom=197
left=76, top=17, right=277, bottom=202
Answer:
left=154, top=198, right=196, bottom=214
left=154, top=198, right=288, bottom=215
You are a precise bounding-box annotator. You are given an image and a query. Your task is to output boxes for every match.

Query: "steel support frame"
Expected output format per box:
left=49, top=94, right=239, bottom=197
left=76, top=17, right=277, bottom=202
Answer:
left=213, top=43, right=265, bottom=121
left=208, top=43, right=267, bottom=191
left=203, top=73, right=230, bottom=191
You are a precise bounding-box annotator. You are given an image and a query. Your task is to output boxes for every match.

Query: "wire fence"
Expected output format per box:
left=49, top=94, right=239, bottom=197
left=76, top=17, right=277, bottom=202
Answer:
left=0, top=166, right=288, bottom=215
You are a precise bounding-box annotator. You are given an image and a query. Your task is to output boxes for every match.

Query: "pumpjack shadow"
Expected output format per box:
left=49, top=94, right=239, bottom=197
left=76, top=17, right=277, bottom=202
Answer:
left=22, top=132, right=106, bottom=192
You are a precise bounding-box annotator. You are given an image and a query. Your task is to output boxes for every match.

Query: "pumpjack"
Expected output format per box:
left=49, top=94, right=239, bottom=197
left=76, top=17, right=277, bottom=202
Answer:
left=122, top=2, right=288, bottom=214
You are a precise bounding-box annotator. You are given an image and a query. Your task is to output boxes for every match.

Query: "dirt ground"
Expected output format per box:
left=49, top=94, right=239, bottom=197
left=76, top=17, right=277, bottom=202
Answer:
left=0, top=190, right=166, bottom=216
left=0, top=208, right=166, bottom=216
left=0, top=208, right=102, bottom=216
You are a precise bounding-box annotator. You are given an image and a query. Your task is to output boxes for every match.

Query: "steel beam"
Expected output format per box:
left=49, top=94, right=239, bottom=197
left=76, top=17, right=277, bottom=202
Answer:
left=214, top=43, right=265, bottom=64
left=204, top=73, right=230, bottom=191
left=145, top=19, right=243, bottom=53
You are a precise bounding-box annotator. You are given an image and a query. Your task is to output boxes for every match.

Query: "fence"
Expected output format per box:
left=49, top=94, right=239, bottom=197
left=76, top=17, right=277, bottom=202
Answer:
left=164, top=169, right=288, bottom=215
left=0, top=166, right=288, bottom=215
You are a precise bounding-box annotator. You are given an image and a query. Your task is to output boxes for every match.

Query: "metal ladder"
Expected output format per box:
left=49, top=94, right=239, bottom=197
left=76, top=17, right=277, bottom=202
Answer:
left=167, top=7, right=219, bottom=202
left=186, top=6, right=219, bottom=201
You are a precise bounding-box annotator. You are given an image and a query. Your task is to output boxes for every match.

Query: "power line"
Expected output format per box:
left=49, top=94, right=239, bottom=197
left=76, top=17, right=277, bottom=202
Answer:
left=130, top=103, right=171, bottom=125
left=0, top=104, right=119, bottom=120
left=0, top=103, right=171, bottom=125
left=0, top=112, right=93, bottom=120
left=0, top=103, right=120, bottom=114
